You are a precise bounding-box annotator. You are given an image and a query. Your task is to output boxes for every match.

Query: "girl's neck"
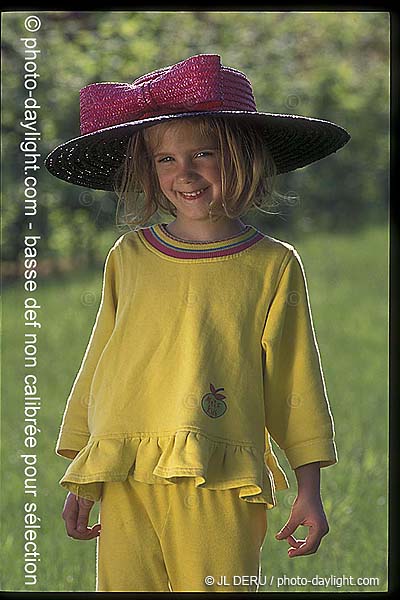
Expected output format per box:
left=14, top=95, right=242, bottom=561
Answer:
left=165, top=218, right=247, bottom=242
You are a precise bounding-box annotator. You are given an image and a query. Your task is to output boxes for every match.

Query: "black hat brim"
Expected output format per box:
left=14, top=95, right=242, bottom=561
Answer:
left=44, top=110, right=350, bottom=191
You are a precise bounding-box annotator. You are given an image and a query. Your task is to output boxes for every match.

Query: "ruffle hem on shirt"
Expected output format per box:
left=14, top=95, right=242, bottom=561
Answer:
left=58, top=428, right=289, bottom=509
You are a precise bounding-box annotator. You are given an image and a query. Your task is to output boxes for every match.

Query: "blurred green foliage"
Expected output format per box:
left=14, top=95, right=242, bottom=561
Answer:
left=2, top=11, right=389, bottom=264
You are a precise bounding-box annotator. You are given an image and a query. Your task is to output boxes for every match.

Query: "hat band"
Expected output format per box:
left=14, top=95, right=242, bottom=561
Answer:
left=79, top=54, right=257, bottom=135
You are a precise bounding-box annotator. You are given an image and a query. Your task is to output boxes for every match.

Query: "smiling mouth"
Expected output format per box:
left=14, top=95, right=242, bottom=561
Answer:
left=179, top=188, right=208, bottom=200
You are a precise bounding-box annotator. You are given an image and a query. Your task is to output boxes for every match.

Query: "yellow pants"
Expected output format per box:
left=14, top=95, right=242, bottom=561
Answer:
left=96, top=476, right=268, bottom=592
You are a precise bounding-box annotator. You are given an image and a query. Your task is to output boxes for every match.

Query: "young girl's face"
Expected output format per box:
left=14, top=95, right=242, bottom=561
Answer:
left=146, top=120, right=223, bottom=220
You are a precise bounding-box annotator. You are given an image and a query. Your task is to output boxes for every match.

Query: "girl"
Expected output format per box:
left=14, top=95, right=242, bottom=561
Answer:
left=45, top=54, right=350, bottom=593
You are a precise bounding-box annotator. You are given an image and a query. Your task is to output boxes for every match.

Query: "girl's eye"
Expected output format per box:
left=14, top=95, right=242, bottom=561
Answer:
left=156, top=150, right=215, bottom=164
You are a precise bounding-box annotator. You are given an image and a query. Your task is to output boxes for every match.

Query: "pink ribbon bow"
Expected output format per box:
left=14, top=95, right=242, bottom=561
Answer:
left=80, top=54, right=228, bottom=135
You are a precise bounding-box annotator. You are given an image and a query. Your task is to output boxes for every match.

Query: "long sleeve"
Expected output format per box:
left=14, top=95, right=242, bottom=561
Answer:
left=262, top=248, right=337, bottom=471
left=55, top=242, right=121, bottom=459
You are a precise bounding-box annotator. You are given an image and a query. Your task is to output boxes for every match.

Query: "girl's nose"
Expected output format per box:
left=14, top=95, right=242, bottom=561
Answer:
left=176, top=161, right=197, bottom=183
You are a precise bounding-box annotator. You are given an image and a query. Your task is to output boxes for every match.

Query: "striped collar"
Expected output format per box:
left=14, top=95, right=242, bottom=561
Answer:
left=138, top=223, right=265, bottom=262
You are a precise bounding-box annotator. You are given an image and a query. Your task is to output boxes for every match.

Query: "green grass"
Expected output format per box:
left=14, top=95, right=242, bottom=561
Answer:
left=1, top=224, right=388, bottom=591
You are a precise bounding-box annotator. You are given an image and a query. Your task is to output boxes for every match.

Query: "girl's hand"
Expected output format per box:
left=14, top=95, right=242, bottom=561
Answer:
left=62, top=492, right=101, bottom=540
left=275, top=494, right=329, bottom=557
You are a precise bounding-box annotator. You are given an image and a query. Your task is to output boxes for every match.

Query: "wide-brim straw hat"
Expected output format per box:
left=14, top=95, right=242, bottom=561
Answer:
left=44, top=54, right=350, bottom=191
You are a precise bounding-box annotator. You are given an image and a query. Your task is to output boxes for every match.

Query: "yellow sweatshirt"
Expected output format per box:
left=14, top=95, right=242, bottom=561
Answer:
left=55, top=222, right=337, bottom=509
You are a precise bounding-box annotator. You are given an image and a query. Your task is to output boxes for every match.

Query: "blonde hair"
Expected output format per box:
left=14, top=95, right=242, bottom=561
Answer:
left=113, top=115, right=278, bottom=230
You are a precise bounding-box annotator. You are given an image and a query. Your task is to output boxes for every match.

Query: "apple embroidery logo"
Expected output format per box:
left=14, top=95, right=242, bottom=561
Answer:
left=201, top=383, right=227, bottom=418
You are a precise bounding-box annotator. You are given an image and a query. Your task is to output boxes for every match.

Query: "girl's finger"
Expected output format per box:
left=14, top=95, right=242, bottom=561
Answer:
left=288, top=530, right=321, bottom=557
left=287, top=534, right=305, bottom=549
left=67, top=522, right=101, bottom=540
left=76, top=500, right=93, bottom=532
left=75, top=523, right=102, bottom=540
